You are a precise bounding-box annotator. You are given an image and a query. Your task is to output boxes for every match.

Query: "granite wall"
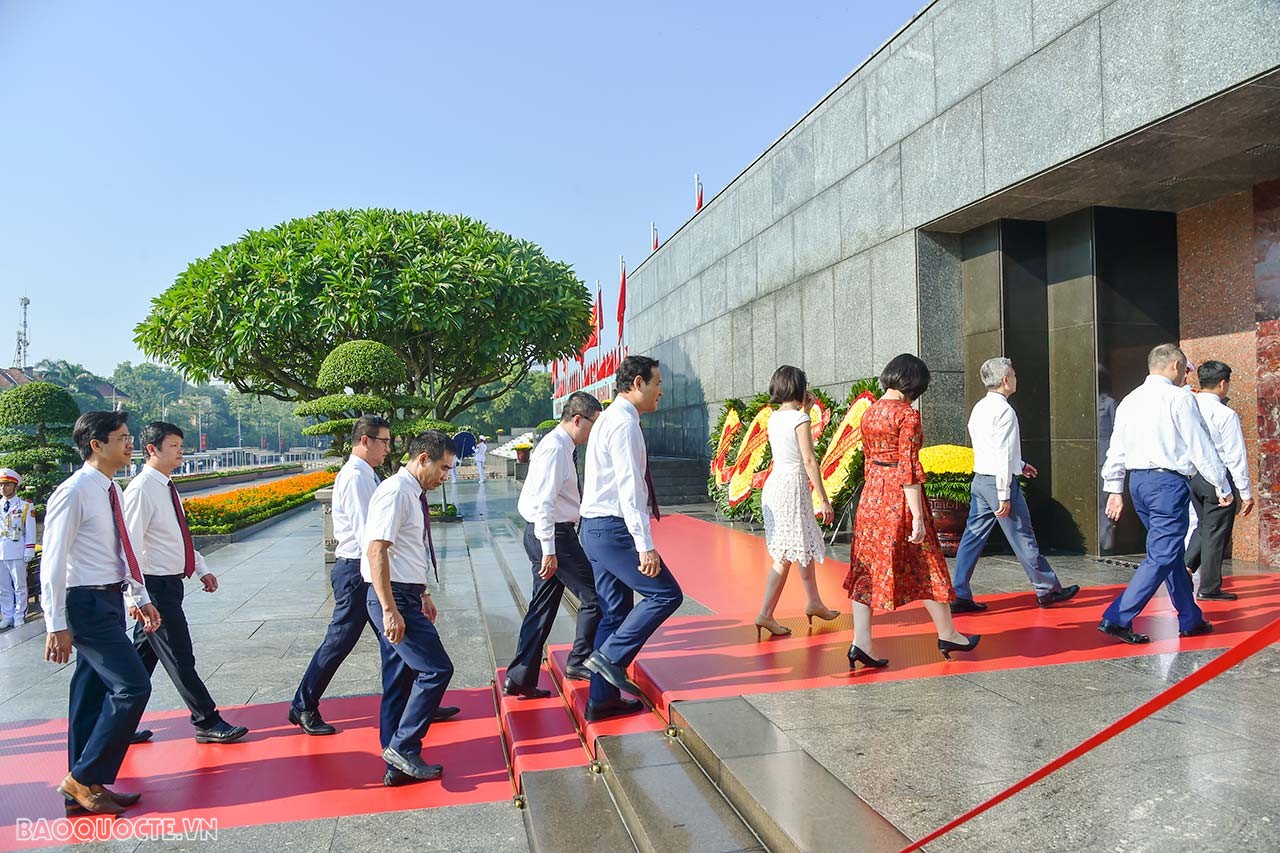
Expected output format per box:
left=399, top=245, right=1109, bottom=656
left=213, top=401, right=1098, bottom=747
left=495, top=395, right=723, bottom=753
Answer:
left=1178, top=191, right=1260, bottom=561
left=624, top=0, right=1280, bottom=459
left=1254, top=180, right=1280, bottom=565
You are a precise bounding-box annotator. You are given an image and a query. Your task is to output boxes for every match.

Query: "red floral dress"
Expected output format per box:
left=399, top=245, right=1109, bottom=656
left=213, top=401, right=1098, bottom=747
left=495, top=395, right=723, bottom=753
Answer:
left=843, top=398, right=956, bottom=610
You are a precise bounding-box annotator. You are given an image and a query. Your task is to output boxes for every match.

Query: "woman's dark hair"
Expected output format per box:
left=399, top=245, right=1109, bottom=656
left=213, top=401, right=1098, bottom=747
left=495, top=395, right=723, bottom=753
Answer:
left=879, top=354, right=931, bottom=401
left=73, top=410, right=130, bottom=461
left=768, top=365, right=807, bottom=405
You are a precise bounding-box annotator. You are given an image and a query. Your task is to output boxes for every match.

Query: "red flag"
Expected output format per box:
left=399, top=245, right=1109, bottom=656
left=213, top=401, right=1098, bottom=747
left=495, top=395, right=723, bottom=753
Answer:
left=695, top=173, right=703, bottom=212
left=582, top=288, right=600, bottom=355
left=617, top=257, right=627, bottom=340
left=651, top=223, right=658, bottom=252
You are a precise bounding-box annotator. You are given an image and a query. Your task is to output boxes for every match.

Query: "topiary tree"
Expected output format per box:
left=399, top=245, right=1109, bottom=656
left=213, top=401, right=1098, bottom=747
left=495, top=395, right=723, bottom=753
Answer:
left=135, top=208, right=592, bottom=420
left=0, top=382, right=83, bottom=513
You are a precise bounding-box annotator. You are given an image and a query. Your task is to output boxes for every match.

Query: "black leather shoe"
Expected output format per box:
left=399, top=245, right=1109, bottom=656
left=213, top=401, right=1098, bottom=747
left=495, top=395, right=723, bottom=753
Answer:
left=289, top=707, right=337, bottom=735
left=584, top=651, right=641, bottom=697
left=1197, top=591, right=1238, bottom=601
left=1037, top=585, right=1081, bottom=607
left=563, top=663, right=593, bottom=681
left=195, top=721, right=249, bottom=744
left=382, top=747, right=443, bottom=781
left=502, top=677, right=551, bottom=700
left=1179, top=620, right=1215, bottom=638
left=585, top=698, right=644, bottom=722
left=383, top=768, right=423, bottom=787
left=949, top=598, right=987, bottom=614
left=1098, top=619, right=1149, bottom=645
left=431, top=706, right=461, bottom=722
left=130, top=729, right=154, bottom=745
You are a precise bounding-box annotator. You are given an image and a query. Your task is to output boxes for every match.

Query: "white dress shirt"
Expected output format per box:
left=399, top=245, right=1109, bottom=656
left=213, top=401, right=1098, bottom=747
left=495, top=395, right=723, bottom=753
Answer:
left=1, top=495, right=37, bottom=561
left=474, top=442, right=488, bottom=463
left=518, top=426, right=580, bottom=557
left=1194, top=392, right=1253, bottom=501
left=333, top=455, right=380, bottom=559
left=581, top=397, right=653, bottom=553
left=967, top=392, right=1026, bottom=502
left=40, top=464, right=150, bottom=632
left=123, top=465, right=211, bottom=578
left=361, top=467, right=432, bottom=585
left=1101, top=375, right=1230, bottom=498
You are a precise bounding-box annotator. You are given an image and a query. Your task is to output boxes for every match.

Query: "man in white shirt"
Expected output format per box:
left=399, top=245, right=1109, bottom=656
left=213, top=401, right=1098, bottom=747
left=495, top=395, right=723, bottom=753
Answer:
left=363, top=430, right=457, bottom=785
left=0, top=468, right=37, bottom=629
left=41, top=411, right=161, bottom=815
left=1185, top=361, right=1254, bottom=601
left=579, top=356, right=682, bottom=721
left=474, top=436, right=488, bottom=480
left=951, top=359, right=1079, bottom=612
left=504, top=392, right=603, bottom=699
left=124, top=422, right=248, bottom=745
left=1099, top=344, right=1230, bottom=644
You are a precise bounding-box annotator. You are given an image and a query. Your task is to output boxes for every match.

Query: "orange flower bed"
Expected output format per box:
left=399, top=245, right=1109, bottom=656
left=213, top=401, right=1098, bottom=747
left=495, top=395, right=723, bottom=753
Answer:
left=183, top=470, right=336, bottom=534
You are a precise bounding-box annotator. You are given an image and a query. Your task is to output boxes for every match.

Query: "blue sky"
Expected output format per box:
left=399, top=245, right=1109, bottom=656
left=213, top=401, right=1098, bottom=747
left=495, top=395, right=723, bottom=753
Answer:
left=1, top=0, right=923, bottom=374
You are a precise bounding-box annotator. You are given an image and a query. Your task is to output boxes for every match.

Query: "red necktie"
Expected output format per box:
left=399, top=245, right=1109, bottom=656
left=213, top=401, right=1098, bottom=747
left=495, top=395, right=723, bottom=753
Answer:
left=644, top=458, right=661, bottom=522
left=419, top=493, right=439, bottom=583
left=168, top=481, right=197, bottom=578
left=107, top=484, right=145, bottom=585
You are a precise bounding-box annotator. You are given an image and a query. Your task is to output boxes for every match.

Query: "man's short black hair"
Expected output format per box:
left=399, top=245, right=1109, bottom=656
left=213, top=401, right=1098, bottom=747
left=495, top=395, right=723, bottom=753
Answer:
left=408, top=429, right=457, bottom=462
left=879, top=354, right=931, bottom=401
left=140, top=421, right=184, bottom=456
left=1198, top=360, right=1232, bottom=389
left=352, top=415, right=392, bottom=444
left=769, top=365, right=807, bottom=405
left=73, top=410, right=130, bottom=461
left=616, top=355, right=659, bottom=395
left=561, top=391, right=604, bottom=422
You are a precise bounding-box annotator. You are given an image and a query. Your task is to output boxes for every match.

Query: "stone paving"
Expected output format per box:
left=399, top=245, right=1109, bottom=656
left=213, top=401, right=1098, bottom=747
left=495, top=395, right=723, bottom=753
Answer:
left=2, top=479, right=1277, bottom=851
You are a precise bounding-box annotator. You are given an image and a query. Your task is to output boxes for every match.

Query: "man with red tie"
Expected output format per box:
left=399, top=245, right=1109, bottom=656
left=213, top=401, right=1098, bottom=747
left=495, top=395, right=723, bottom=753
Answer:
left=579, top=356, right=683, bottom=721
left=363, top=430, right=457, bottom=785
left=124, top=422, right=248, bottom=744
left=41, top=411, right=161, bottom=815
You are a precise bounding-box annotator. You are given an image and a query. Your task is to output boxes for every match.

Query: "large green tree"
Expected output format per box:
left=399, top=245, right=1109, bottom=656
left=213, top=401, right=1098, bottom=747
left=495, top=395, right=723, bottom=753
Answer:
left=467, top=370, right=553, bottom=436
left=33, top=359, right=110, bottom=413
left=134, top=208, right=592, bottom=421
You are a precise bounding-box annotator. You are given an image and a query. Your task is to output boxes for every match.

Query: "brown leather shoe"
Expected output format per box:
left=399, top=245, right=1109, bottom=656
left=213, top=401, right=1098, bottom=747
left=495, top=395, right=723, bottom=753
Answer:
left=57, top=775, right=126, bottom=815
left=99, top=785, right=141, bottom=806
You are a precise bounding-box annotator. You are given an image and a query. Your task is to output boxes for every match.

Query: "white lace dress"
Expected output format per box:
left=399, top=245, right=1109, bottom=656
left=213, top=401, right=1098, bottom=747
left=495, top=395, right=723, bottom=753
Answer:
left=761, top=408, right=825, bottom=566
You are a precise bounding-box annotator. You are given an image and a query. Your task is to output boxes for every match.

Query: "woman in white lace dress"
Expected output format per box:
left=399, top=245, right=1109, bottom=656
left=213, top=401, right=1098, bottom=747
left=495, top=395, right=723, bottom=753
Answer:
left=755, top=365, right=839, bottom=638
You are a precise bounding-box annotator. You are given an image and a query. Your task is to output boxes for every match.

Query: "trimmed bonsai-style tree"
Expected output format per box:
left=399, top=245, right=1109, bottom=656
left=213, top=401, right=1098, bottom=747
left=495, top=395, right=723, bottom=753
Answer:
left=0, top=382, right=83, bottom=514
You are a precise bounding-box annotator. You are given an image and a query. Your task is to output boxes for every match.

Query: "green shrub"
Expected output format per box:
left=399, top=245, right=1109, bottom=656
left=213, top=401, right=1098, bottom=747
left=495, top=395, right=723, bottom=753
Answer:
left=316, top=341, right=406, bottom=392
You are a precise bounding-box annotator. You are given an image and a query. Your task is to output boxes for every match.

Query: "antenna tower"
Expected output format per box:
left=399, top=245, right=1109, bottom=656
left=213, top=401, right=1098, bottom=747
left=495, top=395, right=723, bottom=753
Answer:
left=14, top=297, right=30, bottom=369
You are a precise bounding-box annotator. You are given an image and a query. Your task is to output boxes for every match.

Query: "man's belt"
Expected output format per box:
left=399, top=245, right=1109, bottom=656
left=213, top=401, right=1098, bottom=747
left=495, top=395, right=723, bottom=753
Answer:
left=70, top=581, right=129, bottom=592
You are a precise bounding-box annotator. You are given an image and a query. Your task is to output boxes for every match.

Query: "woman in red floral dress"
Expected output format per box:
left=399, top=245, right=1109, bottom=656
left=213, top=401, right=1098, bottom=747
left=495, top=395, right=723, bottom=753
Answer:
left=844, top=354, right=980, bottom=669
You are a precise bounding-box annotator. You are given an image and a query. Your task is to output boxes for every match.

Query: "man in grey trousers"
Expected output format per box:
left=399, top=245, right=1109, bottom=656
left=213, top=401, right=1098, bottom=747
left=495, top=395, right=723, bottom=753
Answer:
left=950, top=357, right=1080, bottom=613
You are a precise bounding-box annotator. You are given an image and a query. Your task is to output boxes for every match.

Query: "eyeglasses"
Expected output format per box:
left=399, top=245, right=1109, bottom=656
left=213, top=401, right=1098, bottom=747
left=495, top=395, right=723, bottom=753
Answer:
left=117, top=435, right=134, bottom=445
left=369, top=436, right=392, bottom=445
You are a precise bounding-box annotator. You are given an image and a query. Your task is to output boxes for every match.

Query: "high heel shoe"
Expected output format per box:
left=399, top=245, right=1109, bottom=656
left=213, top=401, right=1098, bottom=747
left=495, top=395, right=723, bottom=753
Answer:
left=755, top=618, right=792, bottom=640
left=805, top=607, right=840, bottom=626
left=938, top=634, right=981, bottom=660
left=847, top=645, right=889, bottom=670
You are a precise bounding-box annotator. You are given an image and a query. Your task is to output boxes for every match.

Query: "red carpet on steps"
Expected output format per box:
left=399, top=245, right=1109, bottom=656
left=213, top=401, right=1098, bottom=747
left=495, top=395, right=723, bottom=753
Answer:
left=492, top=667, right=586, bottom=790
left=627, top=514, right=1280, bottom=715
left=545, top=648, right=665, bottom=755
left=0, top=690, right=508, bottom=851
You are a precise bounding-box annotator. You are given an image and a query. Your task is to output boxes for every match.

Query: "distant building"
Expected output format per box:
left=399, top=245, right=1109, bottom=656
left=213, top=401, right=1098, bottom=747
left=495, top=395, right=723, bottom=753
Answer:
left=0, top=367, right=133, bottom=410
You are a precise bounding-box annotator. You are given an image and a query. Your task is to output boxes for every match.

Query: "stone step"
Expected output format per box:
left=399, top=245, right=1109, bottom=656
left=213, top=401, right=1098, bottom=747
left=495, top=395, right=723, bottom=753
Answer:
left=668, top=697, right=912, bottom=853
left=520, top=765, right=638, bottom=853
left=595, top=731, right=764, bottom=853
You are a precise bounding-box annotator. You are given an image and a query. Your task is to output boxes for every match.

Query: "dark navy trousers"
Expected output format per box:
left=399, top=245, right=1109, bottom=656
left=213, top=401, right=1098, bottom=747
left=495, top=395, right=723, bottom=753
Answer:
left=366, top=583, right=453, bottom=768
left=134, top=574, right=221, bottom=730
left=292, top=557, right=378, bottom=715
left=66, top=587, right=151, bottom=785
left=1102, top=470, right=1204, bottom=633
left=505, top=522, right=601, bottom=689
left=579, top=516, right=682, bottom=704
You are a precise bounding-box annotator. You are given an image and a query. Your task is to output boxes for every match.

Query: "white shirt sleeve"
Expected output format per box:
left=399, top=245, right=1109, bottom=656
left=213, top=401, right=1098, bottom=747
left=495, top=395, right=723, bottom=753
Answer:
left=1101, top=400, right=1130, bottom=494
left=39, top=485, right=78, bottom=632
left=616, top=421, right=653, bottom=553
left=364, top=485, right=401, bottom=547
left=532, top=447, right=568, bottom=557
left=1218, top=410, right=1253, bottom=501
left=350, top=469, right=378, bottom=541
left=1176, top=394, right=1230, bottom=498
left=993, top=407, right=1018, bottom=502
left=23, top=502, right=36, bottom=551
left=122, top=483, right=154, bottom=576
left=116, top=484, right=151, bottom=611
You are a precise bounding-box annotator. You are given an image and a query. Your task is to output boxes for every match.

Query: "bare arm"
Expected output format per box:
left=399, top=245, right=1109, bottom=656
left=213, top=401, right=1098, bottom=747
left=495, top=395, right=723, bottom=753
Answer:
left=795, top=421, right=833, bottom=524
left=367, top=540, right=403, bottom=643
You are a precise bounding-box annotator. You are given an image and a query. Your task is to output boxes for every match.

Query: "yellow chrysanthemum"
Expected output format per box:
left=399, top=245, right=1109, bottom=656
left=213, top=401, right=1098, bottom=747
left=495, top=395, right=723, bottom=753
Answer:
left=918, top=444, right=974, bottom=475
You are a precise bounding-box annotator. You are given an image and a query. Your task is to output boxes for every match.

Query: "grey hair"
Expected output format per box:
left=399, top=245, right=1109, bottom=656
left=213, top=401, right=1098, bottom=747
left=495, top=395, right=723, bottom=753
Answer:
left=1148, top=343, right=1186, bottom=372
left=979, top=357, right=1014, bottom=389
left=560, top=391, right=603, bottom=421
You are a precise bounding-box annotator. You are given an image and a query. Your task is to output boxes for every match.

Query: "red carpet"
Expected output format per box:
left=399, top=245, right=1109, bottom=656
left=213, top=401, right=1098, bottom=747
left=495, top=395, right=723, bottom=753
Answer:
left=0, top=690, right=509, bottom=851
left=546, top=649, right=665, bottom=755
left=493, top=667, right=587, bottom=791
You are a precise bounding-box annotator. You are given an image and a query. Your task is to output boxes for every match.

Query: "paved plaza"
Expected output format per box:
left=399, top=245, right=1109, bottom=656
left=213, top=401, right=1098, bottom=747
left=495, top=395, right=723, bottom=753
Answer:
left=1, top=479, right=1277, bottom=851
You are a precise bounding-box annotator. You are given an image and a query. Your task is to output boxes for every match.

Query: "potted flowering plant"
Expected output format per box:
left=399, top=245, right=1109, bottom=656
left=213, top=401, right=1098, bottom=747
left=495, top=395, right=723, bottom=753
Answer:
left=513, top=442, right=533, bottom=464
left=918, top=444, right=974, bottom=557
